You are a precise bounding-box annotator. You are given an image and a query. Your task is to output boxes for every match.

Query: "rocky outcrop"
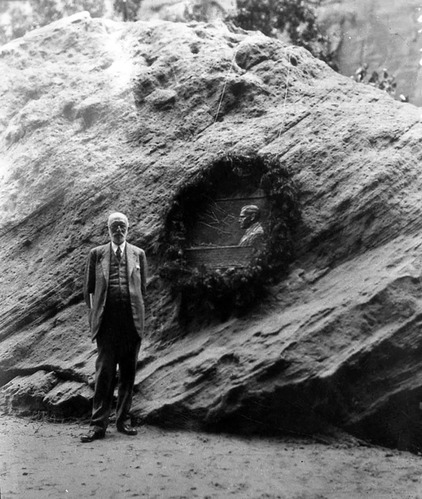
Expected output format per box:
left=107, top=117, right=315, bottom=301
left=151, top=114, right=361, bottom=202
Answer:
left=1, top=12, right=422, bottom=451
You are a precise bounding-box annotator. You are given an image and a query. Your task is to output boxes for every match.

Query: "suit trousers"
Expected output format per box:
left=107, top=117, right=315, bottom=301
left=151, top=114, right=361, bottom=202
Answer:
left=91, top=302, right=140, bottom=431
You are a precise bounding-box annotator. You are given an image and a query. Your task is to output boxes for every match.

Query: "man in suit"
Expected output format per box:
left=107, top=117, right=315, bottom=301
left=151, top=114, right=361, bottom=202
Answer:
left=81, top=212, right=147, bottom=443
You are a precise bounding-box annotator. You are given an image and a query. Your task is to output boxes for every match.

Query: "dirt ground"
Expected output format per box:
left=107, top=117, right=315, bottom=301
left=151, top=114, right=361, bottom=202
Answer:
left=1, top=416, right=422, bottom=498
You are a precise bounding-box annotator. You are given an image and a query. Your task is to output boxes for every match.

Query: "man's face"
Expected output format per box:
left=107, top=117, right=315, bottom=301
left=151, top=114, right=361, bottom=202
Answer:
left=239, top=210, right=254, bottom=230
left=108, top=219, right=128, bottom=245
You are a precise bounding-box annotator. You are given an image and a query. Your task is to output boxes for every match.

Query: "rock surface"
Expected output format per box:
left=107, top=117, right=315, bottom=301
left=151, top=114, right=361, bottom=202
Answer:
left=1, top=12, right=422, bottom=451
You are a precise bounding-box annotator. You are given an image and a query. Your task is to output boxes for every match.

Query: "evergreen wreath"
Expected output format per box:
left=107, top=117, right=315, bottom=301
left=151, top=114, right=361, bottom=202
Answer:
left=158, top=153, right=300, bottom=322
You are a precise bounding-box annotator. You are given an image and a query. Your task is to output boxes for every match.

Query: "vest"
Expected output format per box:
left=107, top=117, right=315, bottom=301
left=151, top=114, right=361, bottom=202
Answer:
left=100, top=248, right=137, bottom=344
left=107, top=249, right=130, bottom=305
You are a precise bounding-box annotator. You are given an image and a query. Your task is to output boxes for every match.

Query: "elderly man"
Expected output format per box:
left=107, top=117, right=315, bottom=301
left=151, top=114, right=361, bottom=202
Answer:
left=238, top=205, right=265, bottom=249
left=81, top=212, right=147, bottom=443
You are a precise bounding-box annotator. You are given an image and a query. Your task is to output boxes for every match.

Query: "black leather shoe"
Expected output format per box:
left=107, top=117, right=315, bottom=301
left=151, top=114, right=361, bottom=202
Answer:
left=117, top=424, right=138, bottom=436
left=80, top=429, right=105, bottom=443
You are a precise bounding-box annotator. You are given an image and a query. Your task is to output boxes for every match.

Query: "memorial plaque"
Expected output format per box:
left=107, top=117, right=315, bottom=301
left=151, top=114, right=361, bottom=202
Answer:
left=184, top=190, right=268, bottom=269
left=184, top=246, right=255, bottom=269
left=187, top=192, right=268, bottom=247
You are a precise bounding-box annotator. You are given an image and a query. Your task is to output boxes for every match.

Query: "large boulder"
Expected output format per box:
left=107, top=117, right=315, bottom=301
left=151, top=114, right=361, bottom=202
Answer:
left=1, top=12, right=422, bottom=451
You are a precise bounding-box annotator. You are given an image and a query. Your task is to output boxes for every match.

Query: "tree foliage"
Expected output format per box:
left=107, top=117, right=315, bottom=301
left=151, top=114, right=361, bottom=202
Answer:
left=113, top=0, right=143, bottom=22
left=8, top=6, right=33, bottom=40
left=225, top=0, right=334, bottom=66
left=32, top=0, right=106, bottom=24
left=0, top=0, right=105, bottom=45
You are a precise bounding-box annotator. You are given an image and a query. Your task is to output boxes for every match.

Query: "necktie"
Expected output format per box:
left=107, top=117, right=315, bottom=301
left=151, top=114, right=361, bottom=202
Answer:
left=116, top=247, right=122, bottom=261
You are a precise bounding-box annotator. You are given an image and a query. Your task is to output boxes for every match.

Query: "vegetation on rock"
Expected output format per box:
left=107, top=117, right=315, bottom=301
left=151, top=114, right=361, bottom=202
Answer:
left=353, top=63, right=408, bottom=102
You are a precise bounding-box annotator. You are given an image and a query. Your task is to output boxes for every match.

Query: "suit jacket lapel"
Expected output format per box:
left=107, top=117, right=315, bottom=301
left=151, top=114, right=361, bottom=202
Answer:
left=126, top=243, right=136, bottom=276
left=101, top=243, right=111, bottom=284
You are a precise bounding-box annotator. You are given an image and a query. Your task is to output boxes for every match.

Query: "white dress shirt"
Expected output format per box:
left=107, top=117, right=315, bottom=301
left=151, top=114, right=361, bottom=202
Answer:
left=111, top=241, right=126, bottom=256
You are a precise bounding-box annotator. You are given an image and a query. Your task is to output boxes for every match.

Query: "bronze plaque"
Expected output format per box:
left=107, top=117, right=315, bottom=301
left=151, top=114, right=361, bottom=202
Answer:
left=187, top=193, right=268, bottom=247
left=184, top=246, right=255, bottom=269
left=183, top=190, right=268, bottom=269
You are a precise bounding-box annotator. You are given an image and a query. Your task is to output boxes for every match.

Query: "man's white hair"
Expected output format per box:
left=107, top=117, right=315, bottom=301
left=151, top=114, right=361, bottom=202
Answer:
left=108, top=212, right=129, bottom=227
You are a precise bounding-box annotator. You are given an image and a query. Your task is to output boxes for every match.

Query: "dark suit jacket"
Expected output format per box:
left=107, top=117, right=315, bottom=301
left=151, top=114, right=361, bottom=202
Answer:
left=84, top=242, right=147, bottom=341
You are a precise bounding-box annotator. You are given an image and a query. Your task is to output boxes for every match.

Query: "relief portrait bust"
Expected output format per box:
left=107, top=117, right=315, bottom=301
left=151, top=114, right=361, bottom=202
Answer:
left=238, top=205, right=265, bottom=249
